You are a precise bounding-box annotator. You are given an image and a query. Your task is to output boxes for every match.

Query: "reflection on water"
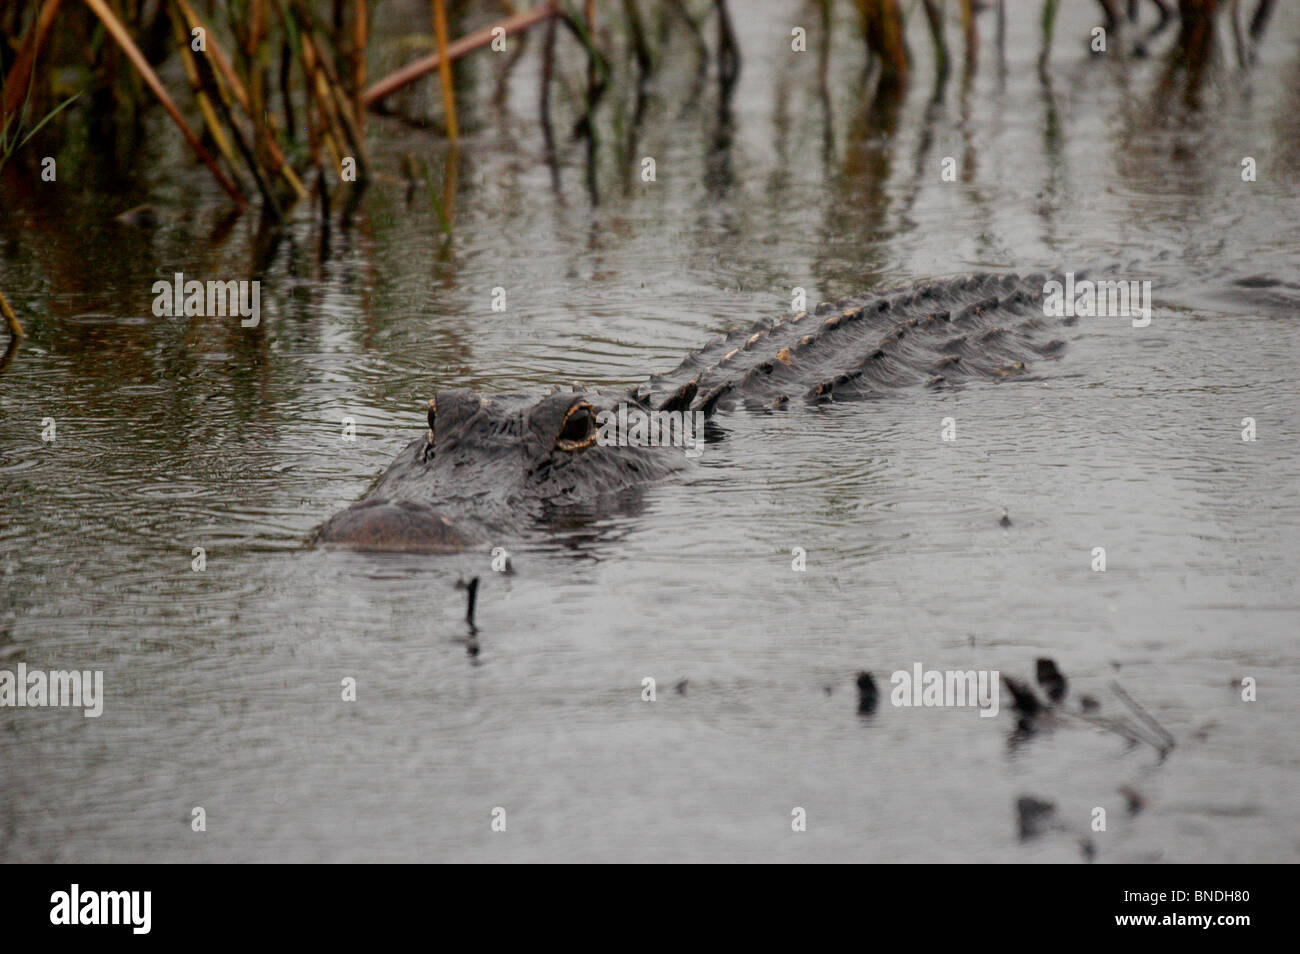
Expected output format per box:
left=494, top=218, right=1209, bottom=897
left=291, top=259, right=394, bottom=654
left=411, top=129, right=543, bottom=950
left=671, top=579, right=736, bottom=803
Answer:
left=1, top=2, right=1298, bottom=862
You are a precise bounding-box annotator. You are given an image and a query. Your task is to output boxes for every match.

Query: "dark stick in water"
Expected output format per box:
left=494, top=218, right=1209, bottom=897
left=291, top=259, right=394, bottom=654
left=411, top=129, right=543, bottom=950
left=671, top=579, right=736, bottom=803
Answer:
left=458, top=576, right=479, bottom=626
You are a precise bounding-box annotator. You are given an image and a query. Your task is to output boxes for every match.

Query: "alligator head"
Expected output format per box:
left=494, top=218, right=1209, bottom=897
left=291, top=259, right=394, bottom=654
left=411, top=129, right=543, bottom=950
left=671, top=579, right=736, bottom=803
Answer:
left=315, top=386, right=689, bottom=553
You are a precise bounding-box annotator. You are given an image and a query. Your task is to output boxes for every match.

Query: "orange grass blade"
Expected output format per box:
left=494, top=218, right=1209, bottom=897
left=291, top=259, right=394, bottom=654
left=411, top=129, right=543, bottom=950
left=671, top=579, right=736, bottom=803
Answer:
left=81, top=0, right=246, bottom=205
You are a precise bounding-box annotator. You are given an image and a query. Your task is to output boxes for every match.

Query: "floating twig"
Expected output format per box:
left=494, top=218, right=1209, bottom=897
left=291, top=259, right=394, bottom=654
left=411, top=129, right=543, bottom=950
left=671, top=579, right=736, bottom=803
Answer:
left=1109, top=680, right=1176, bottom=754
left=1070, top=709, right=1163, bottom=751
left=456, top=576, right=480, bottom=626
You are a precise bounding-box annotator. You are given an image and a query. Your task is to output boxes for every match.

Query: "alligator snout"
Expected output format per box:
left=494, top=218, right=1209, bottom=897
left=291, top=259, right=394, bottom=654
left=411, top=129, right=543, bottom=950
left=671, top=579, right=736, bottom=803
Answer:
left=315, top=497, right=479, bottom=553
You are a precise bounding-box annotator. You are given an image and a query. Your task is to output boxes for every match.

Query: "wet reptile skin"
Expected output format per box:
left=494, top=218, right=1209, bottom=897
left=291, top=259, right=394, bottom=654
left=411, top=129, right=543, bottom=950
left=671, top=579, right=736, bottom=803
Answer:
left=316, top=272, right=1074, bottom=552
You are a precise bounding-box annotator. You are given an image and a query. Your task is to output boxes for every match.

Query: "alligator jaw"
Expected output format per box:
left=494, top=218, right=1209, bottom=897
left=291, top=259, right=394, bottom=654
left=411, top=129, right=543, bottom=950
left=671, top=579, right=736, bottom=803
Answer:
left=315, top=497, right=481, bottom=553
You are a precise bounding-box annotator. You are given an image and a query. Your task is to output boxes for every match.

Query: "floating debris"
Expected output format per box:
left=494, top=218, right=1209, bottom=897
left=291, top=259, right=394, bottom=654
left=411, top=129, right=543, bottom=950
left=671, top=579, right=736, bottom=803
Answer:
left=1119, top=785, right=1146, bottom=816
left=1016, top=796, right=1058, bottom=840
left=1004, top=661, right=1175, bottom=759
left=1036, top=657, right=1068, bottom=703
left=1110, top=680, right=1176, bottom=757
left=452, top=576, right=480, bottom=659
left=114, top=204, right=160, bottom=229
left=856, top=671, right=878, bottom=714
left=1002, top=675, right=1044, bottom=717
left=454, top=575, right=480, bottom=626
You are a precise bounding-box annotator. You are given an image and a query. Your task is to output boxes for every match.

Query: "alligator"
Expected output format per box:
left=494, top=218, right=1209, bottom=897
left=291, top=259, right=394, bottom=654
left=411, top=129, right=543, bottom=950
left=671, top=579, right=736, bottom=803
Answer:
left=316, top=272, right=1072, bottom=553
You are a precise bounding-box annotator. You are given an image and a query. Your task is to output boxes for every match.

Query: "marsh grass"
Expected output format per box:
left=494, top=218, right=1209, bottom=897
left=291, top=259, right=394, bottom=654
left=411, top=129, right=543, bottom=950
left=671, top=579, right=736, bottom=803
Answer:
left=0, top=285, right=22, bottom=338
left=0, top=67, right=79, bottom=179
left=0, top=0, right=1282, bottom=223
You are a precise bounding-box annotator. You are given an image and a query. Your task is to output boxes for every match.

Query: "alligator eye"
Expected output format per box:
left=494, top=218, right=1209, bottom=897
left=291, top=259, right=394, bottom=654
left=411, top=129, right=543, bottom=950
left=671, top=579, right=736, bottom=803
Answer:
left=555, top=402, right=597, bottom=452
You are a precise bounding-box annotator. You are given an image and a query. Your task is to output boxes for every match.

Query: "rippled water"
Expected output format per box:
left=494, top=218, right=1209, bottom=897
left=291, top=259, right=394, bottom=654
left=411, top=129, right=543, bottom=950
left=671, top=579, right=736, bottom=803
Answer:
left=2, top=2, right=1298, bottom=862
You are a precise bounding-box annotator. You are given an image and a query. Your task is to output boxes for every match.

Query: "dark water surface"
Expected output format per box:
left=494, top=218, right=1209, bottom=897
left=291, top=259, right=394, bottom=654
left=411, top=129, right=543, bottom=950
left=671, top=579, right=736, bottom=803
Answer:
left=2, top=3, right=1298, bottom=861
